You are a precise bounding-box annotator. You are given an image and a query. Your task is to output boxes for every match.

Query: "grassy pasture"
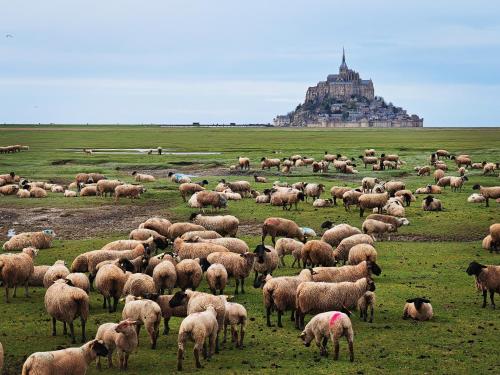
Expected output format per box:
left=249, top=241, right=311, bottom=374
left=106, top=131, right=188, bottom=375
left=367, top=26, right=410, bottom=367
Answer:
left=0, top=126, right=499, bottom=374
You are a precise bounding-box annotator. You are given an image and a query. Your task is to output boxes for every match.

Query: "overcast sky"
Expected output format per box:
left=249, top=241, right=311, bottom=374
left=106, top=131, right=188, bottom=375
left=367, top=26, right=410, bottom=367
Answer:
left=1, top=1, right=499, bottom=126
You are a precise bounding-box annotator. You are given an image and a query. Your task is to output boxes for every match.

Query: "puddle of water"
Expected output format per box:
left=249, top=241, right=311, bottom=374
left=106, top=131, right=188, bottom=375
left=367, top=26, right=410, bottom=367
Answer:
left=58, top=148, right=221, bottom=155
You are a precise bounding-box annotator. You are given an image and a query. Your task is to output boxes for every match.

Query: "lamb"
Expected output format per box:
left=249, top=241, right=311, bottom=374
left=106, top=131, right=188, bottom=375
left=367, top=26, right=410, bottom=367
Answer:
left=450, top=176, right=468, bottom=192
left=261, top=157, right=281, bottom=170
left=2, top=229, right=55, bottom=251
left=458, top=166, right=466, bottom=176
left=45, top=278, right=89, bottom=343
left=483, top=162, right=498, bottom=175
left=382, top=160, right=397, bottom=169
left=435, top=162, right=448, bottom=171
left=471, top=162, right=484, bottom=169
left=270, top=189, right=305, bottom=210
left=342, top=189, right=363, bottom=211
left=180, top=230, right=222, bottom=241
left=468, top=193, right=486, bottom=204
left=357, top=291, right=376, bottom=323
left=43, top=260, right=70, bottom=288
left=65, top=272, right=90, bottom=294
left=179, top=183, right=205, bottom=202
left=237, top=156, right=250, bottom=170
left=206, top=263, right=228, bottom=295
left=366, top=214, right=409, bottom=230
left=275, top=238, right=304, bottom=267
left=437, top=176, right=452, bottom=189
left=422, top=195, right=442, bottom=211
left=167, top=222, right=206, bottom=240
left=262, top=217, right=305, bottom=245
left=95, top=319, right=138, bottom=370
left=332, top=234, right=374, bottom=264
left=189, top=213, right=239, bottom=237
left=312, top=198, right=333, bottom=208
left=466, top=261, right=500, bottom=308
left=21, top=339, right=108, bottom=375
left=174, top=238, right=229, bottom=260
left=358, top=192, right=389, bottom=217
left=301, top=240, right=335, bottom=267
left=253, top=244, right=279, bottom=283
left=122, top=295, right=162, bottom=349
left=417, top=166, right=431, bottom=176
left=152, top=259, right=177, bottom=294
left=0, top=247, right=38, bottom=302
left=132, top=171, right=156, bottom=182
left=255, top=268, right=316, bottom=328
left=394, top=190, right=416, bottom=206
left=176, top=305, right=219, bottom=370
left=206, top=252, right=256, bottom=294
left=17, top=188, right=30, bottom=198
left=96, top=179, right=123, bottom=197
left=472, top=185, right=500, bottom=207
left=295, top=277, right=376, bottom=329
left=358, top=155, right=378, bottom=168
left=139, top=217, right=172, bottom=236
left=403, top=298, right=433, bottom=321
left=254, top=175, right=267, bottom=183
left=348, top=244, right=378, bottom=265
left=95, top=258, right=135, bottom=312
left=220, top=297, right=247, bottom=348
left=299, top=308, right=354, bottom=361
left=321, top=223, right=361, bottom=247
left=330, top=186, right=351, bottom=205
left=434, top=169, right=445, bottom=183
left=175, top=259, right=203, bottom=290
left=114, top=184, right=145, bottom=201
left=362, top=219, right=396, bottom=241
left=29, top=186, right=48, bottom=198
left=313, top=261, right=381, bottom=284
left=194, top=237, right=249, bottom=254
left=29, top=265, right=51, bottom=287
left=194, top=190, right=228, bottom=211
left=304, top=183, right=325, bottom=201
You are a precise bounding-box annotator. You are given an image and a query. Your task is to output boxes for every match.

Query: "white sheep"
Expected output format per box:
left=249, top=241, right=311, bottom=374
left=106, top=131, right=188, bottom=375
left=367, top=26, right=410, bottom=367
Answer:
left=95, top=319, right=139, bottom=370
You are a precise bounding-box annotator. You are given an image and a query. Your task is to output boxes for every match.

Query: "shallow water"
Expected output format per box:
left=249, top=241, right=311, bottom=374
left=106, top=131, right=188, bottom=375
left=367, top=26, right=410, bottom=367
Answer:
left=58, top=148, right=221, bottom=155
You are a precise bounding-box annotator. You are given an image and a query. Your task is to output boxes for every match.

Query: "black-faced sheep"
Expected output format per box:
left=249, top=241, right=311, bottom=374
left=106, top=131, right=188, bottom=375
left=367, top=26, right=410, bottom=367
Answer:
left=403, top=298, right=433, bottom=321
left=466, top=261, right=500, bottom=308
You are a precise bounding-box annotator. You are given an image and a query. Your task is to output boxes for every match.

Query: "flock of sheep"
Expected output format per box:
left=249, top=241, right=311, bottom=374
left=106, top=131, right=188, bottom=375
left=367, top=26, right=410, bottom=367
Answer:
left=0, top=147, right=499, bottom=374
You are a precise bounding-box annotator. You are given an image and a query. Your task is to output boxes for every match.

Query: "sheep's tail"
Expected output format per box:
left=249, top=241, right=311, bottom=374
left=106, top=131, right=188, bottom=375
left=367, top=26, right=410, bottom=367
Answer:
left=75, top=293, right=90, bottom=321
left=215, top=275, right=223, bottom=290
left=268, top=287, right=277, bottom=312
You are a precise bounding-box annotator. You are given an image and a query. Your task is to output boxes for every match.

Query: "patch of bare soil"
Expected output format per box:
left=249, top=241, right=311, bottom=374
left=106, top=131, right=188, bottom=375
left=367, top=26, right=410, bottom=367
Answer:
left=391, top=233, right=481, bottom=242
left=0, top=204, right=167, bottom=241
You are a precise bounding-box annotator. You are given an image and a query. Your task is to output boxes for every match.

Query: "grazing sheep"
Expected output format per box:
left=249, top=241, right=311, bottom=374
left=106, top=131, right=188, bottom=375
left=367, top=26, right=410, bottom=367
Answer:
left=417, top=166, right=431, bottom=176
left=206, top=252, right=256, bottom=294
left=21, top=339, right=108, bottom=375
left=270, top=189, right=305, bottom=210
left=237, top=156, right=250, bottom=170
left=96, top=179, right=123, bottom=197
left=262, top=217, right=305, bottom=246
left=194, top=190, right=228, bottom=212
left=179, top=183, right=205, bottom=202
left=435, top=149, right=450, bottom=159
left=206, top=263, right=228, bottom=295
left=361, top=178, right=379, bottom=193
left=321, top=223, right=361, bottom=247
left=304, top=183, right=325, bottom=201
left=436, top=176, right=452, bottom=189
left=65, top=273, right=90, bottom=294
left=95, top=259, right=135, bottom=312
left=468, top=193, right=486, bottom=204
left=275, top=238, right=304, bottom=267
left=366, top=214, right=409, bottom=230
left=181, top=230, right=222, bottom=241
left=43, top=260, right=70, bottom=288
left=143, top=253, right=177, bottom=275
left=0, top=247, right=38, bottom=302
left=45, top=279, right=89, bottom=343
left=299, top=308, right=354, bottom=361
left=458, top=166, right=466, bottom=176
left=403, top=298, right=433, bottom=321
left=450, top=176, right=468, bottom=192
left=313, top=261, right=381, bottom=284
left=261, top=157, right=281, bottom=170
left=384, top=181, right=405, bottom=195
left=132, top=171, right=156, bottom=182
left=219, top=179, right=252, bottom=197
left=313, top=198, right=334, bottom=207
left=152, top=260, right=177, bottom=294
left=357, top=291, right=376, bottom=323
left=139, top=217, right=172, bottom=236
left=189, top=213, right=239, bottom=237
left=295, top=277, right=376, bottom=329
left=434, top=169, right=445, bottom=183
left=332, top=234, right=375, bottom=264
left=358, top=192, right=389, bottom=217
left=472, top=185, right=500, bottom=207
left=422, top=195, right=442, bottom=211
left=342, top=189, right=363, bottom=211
left=358, top=156, right=378, bottom=168
left=330, top=186, right=352, bottom=205
left=95, top=319, right=138, bottom=370
left=129, top=228, right=168, bottom=248
left=100, top=238, right=153, bottom=251
left=29, top=265, right=51, bottom=287
left=220, top=296, right=247, bottom=348
left=254, top=175, right=267, bottom=183
left=362, top=219, right=396, bottom=241
left=122, top=295, right=162, bottom=349
left=122, top=273, right=156, bottom=297
left=174, top=238, right=229, bottom=260
left=253, top=244, right=279, bottom=283
left=348, top=244, right=378, bottom=265
left=466, top=261, right=500, bottom=308
left=451, top=155, right=472, bottom=168
left=301, top=240, right=335, bottom=267
left=2, top=229, right=55, bottom=251
left=175, top=259, right=203, bottom=291
left=114, top=184, right=145, bottom=201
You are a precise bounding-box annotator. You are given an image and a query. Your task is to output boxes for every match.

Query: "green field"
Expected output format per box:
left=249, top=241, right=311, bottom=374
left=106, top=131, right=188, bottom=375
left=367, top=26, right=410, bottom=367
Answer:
left=0, top=126, right=499, bottom=374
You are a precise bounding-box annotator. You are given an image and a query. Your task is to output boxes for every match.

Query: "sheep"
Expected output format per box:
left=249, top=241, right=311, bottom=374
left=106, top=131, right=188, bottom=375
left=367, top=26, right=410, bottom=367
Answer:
left=194, top=190, right=228, bottom=211
left=21, top=339, right=108, bottom=375
left=29, top=265, right=50, bottom=287
left=357, top=291, right=376, bottom=322
left=458, top=166, right=466, bottom=176
left=422, top=195, right=442, bottom=211
left=206, top=263, right=228, bottom=295
left=358, top=192, right=389, bottom=217
left=237, top=156, right=250, bottom=170
left=206, top=252, right=256, bottom=294
left=2, top=229, right=55, bottom=251
left=63, top=189, right=77, bottom=197
left=122, top=295, right=162, bottom=349
left=96, top=179, right=123, bottom=197
left=79, top=184, right=98, bottom=196
left=100, top=238, right=153, bottom=251
left=143, top=253, right=177, bottom=275
left=321, top=223, right=362, bottom=247
left=417, top=166, right=431, bottom=176
left=220, top=296, right=247, bottom=348
left=394, top=189, right=416, bottom=207
left=270, top=189, right=305, bottom=210
left=301, top=240, right=335, bottom=267
left=348, top=244, right=378, bottom=265
left=380, top=153, right=400, bottom=163
left=358, top=155, right=378, bottom=168
left=254, top=175, right=267, bottom=183
left=95, top=259, right=135, bottom=312
left=262, top=217, right=305, bottom=246
left=27, top=186, right=47, bottom=198
left=383, top=160, right=397, bottom=169
left=304, top=183, right=325, bottom=201
left=295, top=277, right=376, bottom=330
left=132, top=171, right=156, bottom=182
left=366, top=214, right=409, bottom=230
left=299, top=308, right=354, bottom=361
left=434, top=169, right=445, bottom=183
left=152, top=260, right=177, bottom=294
left=0, top=247, right=37, bottom=302
left=323, top=151, right=337, bottom=163
left=332, top=234, right=374, bottom=264
left=0, top=184, right=19, bottom=195
left=313, top=260, right=381, bottom=284
left=139, top=217, right=172, bottom=236
left=451, top=155, right=472, bottom=168
left=17, top=188, right=30, bottom=198
left=275, top=238, right=304, bottom=267
left=0, top=172, right=17, bottom=183
left=168, top=172, right=192, bottom=184
left=436, top=149, right=450, bottom=159
left=364, top=148, right=376, bottom=156
left=472, top=185, right=500, bottom=207
left=95, top=319, right=138, bottom=370
left=261, top=157, right=281, bottom=170
left=254, top=268, right=315, bottom=328
left=44, top=278, right=89, bottom=343
left=189, top=213, right=239, bottom=237
left=403, top=298, right=433, bottom=321
left=253, top=244, right=279, bottom=283
left=489, top=223, right=500, bottom=252
left=176, top=305, right=218, bottom=371
left=255, top=190, right=271, bottom=203
left=65, top=272, right=90, bottom=294
left=361, top=177, right=379, bottom=193
left=450, top=176, right=468, bottom=192
left=466, top=261, right=500, bottom=308
left=384, top=181, right=405, bottom=195
left=471, top=162, right=483, bottom=169
left=175, top=259, right=203, bottom=290
left=468, top=193, right=486, bottom=204
left=436, top=161, right=449, bottom=171
left=194, top=237, right=249, bottom=254
left=313, top=198, right=333, bottom=207
left=174, top=238, right=229, bottom=260
left=167, top=222, right=206, bottom=241
left=328, top=186, right=350, bottom=205
left=362, top=219, right=396, bottom=241
left=149, top=293, right=188, bottom=335
left=342, top=189, right=363, bottom=211
left=43, top=260, right=70, bottom=288
left=114, top=184, right=145, bottom=201
left=122, top=272, right=156, bottom=297
left=181, top=230, right=222, bottom=241
left=129, top=228, right=168, bottom=248
left=179, top=183, right=205, bottom=202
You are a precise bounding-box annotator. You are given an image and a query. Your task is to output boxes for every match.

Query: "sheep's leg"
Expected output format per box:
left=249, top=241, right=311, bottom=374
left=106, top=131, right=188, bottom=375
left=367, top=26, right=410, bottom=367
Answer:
left=482, top=289, right=488, bottom=308
left=290, top=310, right=295, bottom=321
left=124, top=353, right=130, bottom=370
left=13, top=285, right=17, bottom=298
left=333, top=337, right=340, bottom=361
left=177, top=346, right=184, bottom=371
left=163, top=317, right=170, bottom=335
left=52, top=317, right=57, bottom=336
left=202, top=342, right=208, bottom=359
left=321, top=336, right=329, bottom=356
left=277, top=310, right=283, bottom=328
left=490, top=290, right=496, bottom=309
left=88, top=273, right=95, bottom=291
left=223, top=321, right=227, bottom=343
left=147, top=322, right=157, bottom=349
left=107, top=351, right=113, bottom=368
left=81, top=317, right=86, bottom=343
left=209, top=331, right=217, bottom=357
left=369, top=305, right=374, bottom=323
left=231, top=324, right=238, bottom=346
left=241, top=277, right=245, bottom=294
left=112, top=296, right=118, bottom=313
left=291, top=257, right=297, bottom=267
left=347, top=336, right=354, bottom=362
left=193, top=344, right=202, bottom=368
left=239, top=323, right=245, bottom=348
left=63, top=321, right=67, bottom=335
left=215, top=331, right=220, bottom=354
left=234, top=279, right=239, bottom=295
left=266, top=306, right=273, bottom=327
left=69, top=321, right=76, bottom=344
left=102, top=297, right=107, bottom=309
left=4, top=286, right=9, bottom=303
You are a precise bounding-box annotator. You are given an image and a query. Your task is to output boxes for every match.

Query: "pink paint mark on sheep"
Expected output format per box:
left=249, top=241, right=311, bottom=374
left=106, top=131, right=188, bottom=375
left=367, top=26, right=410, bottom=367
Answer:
left=329, top=312, right=344, bottom=327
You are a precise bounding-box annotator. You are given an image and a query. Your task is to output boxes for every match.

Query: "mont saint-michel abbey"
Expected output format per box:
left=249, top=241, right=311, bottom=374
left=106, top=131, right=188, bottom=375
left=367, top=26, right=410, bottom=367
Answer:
left=274, top=49, right=423, bottom=128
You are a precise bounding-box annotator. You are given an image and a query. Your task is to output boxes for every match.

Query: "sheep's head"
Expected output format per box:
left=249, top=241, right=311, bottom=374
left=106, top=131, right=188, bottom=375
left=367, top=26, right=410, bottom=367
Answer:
left=472, top=184, right=481, bottom=190
left=189, top=212, right=200, bottom=222
left=115, top=319, right=138, bottom=333
left=199, top=258, right=211, bottom=272
left=424, top=195, right=434, bottom=206
left=253, top=244, right=271, bottom=263
left=297, top=192, right=305, bottom=201
left=367, top=278, right=376, bottom=292
left=154, top=237, right=169, bottom=250
left=260, top=157, right=266, bottom=162
left=118, top=258, right=135, bottom=273
left=367, top=260, right=382, bottom=276
left=143, top=293, right=160, bottom=301
left=340, top=305, right=352, bottom=316
left=9, top=171, right=15, bottom=177
left=406, top=297, right=430, bottom=311
left=91, top=340, right=109, bottom=357
left=253, top=273, right=267, bottom=288
left=131, top=171, right=137, bottom=176
left=466, top=261, right=486, bottom=276
left=169, top=291, right=189, bottom=307
left=43, top=229, right=56, bottom=237
left=299, top=330, right=314, bottom=347
left=321, top=220, right=334, bottom=230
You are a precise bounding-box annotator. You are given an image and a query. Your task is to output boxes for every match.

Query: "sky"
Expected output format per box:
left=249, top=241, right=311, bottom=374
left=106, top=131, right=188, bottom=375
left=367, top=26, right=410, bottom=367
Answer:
left=0, top=1, right=499, bottom=126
